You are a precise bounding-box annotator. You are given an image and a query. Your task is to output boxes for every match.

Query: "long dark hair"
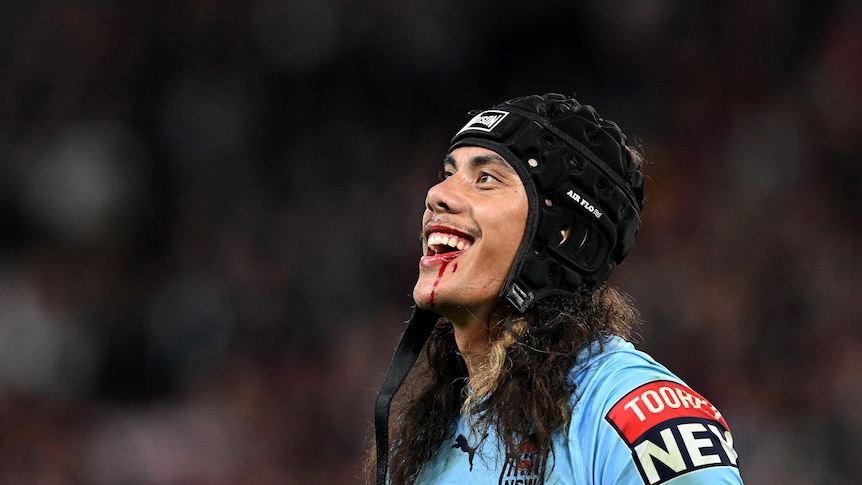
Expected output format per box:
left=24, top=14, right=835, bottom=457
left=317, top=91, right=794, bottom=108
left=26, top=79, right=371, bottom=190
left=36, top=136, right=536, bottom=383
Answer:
left=364, top=286, right=640, bottom=484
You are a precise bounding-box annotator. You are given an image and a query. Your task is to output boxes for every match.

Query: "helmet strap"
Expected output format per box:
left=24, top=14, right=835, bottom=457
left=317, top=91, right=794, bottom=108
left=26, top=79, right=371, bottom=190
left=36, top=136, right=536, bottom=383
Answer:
left=374, top=306, right=439, bottom=484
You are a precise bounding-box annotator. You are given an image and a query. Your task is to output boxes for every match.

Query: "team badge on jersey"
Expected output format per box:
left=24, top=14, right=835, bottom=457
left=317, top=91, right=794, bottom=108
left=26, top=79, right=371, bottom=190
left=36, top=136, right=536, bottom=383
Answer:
left=605, top=380, right=739, bottom=485
left=498, top=441, right=544, bottom=485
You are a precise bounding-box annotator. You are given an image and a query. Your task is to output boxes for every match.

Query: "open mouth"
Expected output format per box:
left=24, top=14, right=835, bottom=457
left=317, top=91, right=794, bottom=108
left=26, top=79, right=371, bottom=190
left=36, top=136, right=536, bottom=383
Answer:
left=425, top=231, right=474, bottom=257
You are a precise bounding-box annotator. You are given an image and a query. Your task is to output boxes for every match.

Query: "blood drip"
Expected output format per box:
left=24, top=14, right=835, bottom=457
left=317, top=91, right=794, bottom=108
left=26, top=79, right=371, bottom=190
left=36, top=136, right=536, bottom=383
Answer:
left=429, top=260, right=450, bottom=306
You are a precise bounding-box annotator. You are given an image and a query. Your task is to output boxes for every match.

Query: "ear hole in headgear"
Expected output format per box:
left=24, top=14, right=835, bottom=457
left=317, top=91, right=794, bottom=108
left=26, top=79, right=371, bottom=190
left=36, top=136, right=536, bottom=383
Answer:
left=534, top=243, right=546, bottom=256
left=597, top=177, right=610, bottom=194
left=559, top=225, right=571, bottom=246
left=618, top=200, right=629, bottom=217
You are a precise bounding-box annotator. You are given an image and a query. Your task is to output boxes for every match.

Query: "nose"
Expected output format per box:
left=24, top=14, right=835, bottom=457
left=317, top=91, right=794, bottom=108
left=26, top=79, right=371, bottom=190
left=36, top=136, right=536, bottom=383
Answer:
left=425, top=177, right=465, bottom=214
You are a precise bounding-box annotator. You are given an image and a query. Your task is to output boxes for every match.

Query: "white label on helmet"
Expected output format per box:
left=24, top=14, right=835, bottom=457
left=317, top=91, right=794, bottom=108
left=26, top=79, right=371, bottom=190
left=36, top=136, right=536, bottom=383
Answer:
left=455, top=110, right=509, bottom=134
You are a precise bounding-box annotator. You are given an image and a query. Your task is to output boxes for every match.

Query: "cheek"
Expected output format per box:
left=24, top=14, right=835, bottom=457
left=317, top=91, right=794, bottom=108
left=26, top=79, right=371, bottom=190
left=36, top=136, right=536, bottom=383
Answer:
left=486, top=205, right=528, bottom=257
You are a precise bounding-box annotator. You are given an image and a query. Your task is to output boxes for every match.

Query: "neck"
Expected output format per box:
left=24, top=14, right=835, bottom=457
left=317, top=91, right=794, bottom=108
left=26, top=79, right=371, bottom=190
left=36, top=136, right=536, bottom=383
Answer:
left=446, top=303, right=510, bottom=379
left=452, top=322, right=492, bottom=379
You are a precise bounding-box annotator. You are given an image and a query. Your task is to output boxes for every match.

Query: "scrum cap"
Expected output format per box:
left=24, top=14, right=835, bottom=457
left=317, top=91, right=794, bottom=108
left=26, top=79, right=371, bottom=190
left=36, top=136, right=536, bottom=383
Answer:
left=374, top=94, right=646, bottom=483
left=450, top=93, right=645, bottom=312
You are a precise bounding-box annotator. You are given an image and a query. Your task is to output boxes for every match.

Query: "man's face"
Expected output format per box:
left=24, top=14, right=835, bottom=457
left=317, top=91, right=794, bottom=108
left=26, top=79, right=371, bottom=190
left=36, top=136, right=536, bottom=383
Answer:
left=413, top=146, right=528, bottom=324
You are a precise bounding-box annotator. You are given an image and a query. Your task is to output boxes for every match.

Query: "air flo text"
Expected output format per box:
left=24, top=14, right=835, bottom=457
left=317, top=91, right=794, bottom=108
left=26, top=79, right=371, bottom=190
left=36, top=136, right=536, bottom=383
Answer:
left=566, top=190, right=602, bottom=219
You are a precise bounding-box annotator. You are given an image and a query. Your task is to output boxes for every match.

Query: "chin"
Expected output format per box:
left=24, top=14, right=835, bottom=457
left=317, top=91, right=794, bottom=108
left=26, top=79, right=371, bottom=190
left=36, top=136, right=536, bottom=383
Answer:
left=412, top=284, right=455, bottom=312
left=413, top=296, right=433, bottom=310
left=412, top=284, right=433, bottom=309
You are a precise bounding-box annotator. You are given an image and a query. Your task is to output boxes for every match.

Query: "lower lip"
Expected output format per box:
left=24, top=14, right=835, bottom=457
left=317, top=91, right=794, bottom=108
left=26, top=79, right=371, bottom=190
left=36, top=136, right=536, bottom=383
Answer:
left=420, top=251, right=463, bottom=266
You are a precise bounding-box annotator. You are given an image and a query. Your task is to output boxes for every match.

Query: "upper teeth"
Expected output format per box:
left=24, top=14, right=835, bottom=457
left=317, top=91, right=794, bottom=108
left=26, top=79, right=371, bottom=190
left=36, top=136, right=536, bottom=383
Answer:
left=427, top=232, right=472, bottom=252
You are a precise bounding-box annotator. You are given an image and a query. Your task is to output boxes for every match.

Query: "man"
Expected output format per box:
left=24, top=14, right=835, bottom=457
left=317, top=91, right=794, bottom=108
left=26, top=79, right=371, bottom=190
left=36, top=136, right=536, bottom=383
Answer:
left=370, top=93, right=743, bottom=484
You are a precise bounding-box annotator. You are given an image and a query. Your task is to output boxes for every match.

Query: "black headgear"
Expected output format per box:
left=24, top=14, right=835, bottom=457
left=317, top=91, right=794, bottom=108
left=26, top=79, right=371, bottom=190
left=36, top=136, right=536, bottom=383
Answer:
left=449, top=93, right=645, bottom=311
left=374, top=93, right=645, bottom=484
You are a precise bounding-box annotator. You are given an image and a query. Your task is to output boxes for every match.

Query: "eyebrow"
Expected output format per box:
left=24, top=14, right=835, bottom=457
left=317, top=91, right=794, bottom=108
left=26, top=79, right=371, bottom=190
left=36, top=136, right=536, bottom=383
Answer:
left=443, top=152, right=516, bottom=173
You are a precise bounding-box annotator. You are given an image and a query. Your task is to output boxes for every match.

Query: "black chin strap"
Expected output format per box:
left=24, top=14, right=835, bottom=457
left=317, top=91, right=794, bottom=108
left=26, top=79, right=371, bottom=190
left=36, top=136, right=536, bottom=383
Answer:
left=374, top=306, right=438, bottom=485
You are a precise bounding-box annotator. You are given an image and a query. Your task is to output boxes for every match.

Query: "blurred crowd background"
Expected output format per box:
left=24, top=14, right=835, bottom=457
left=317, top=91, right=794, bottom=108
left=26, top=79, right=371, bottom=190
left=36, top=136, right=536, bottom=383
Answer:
left=0, top=0, right=860, bottom=483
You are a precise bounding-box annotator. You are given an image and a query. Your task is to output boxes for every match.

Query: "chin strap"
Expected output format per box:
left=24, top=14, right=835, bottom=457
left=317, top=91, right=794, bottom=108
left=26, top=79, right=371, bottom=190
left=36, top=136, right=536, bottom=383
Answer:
left=374, top=306, right=439, bottom=485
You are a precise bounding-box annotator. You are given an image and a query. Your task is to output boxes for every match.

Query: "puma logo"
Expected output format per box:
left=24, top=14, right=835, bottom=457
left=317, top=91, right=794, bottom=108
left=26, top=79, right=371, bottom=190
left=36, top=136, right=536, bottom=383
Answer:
left=452, top=434, right=476, bottom=471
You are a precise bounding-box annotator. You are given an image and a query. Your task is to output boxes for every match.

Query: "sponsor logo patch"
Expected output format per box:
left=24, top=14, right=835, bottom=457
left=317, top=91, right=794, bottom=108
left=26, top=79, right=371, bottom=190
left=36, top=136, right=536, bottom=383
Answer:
left=456, top=110, right=509, bottom=135
left=605, top=380, right=739, bottom=485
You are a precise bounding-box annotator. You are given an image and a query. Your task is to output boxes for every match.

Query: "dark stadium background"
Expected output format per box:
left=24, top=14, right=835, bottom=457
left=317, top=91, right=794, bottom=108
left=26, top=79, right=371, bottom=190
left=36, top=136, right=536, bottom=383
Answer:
left=0, top=1, right=859, bottom=483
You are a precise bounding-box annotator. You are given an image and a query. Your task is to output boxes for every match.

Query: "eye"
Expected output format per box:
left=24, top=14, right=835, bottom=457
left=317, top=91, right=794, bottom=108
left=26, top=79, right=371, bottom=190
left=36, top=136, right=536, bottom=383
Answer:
left=477, top=172, right=500, bottom=184
left=438, top=170, right=454, bottom=181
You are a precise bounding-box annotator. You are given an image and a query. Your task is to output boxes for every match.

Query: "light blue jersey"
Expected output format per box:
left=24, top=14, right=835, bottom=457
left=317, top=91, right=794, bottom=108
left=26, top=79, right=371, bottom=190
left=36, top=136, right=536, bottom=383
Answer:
left=414, top=337, right=743, bottom=484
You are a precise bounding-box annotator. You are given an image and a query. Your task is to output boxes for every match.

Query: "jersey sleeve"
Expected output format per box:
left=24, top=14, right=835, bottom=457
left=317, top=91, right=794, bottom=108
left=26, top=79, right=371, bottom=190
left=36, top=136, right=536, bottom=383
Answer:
left=566, top=342, right=744, bottom=485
